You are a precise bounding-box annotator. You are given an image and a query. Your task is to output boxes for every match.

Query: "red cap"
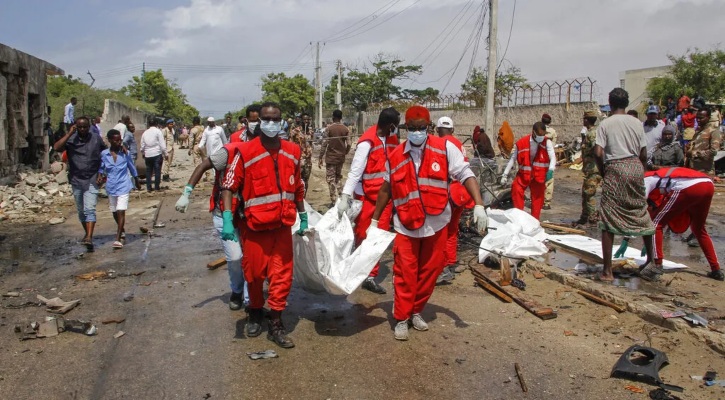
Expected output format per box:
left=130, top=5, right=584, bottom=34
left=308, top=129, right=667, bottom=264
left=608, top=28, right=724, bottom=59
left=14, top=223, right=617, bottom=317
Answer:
left=405, top=105, right=431, bottom=123
left=542, top=113, right=552, bottom=120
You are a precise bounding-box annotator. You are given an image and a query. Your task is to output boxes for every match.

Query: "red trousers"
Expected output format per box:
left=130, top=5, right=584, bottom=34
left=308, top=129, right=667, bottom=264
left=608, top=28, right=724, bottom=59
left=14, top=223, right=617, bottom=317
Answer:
left=445, top=205, right=464, bottom=265
left=241, top=224, right=293, bottom=311
left=512, top=177, right=546, bottom=220
left=652, top=182, right=720, bottom=271
left=392, top=228, right=447, bottom=321
left=354, top=196, right=392, bottom=277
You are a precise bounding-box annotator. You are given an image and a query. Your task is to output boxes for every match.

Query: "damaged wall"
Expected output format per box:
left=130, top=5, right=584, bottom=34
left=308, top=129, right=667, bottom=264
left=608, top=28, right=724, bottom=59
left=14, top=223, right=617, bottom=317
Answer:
left=100, top=99, right=150, bottom=135
left=0, top=43, right=63, bottom=178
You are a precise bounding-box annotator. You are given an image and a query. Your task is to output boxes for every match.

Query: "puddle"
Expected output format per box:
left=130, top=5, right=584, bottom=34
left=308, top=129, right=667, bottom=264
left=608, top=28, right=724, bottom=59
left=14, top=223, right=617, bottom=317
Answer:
left=611, top=276, right=640, bottom=291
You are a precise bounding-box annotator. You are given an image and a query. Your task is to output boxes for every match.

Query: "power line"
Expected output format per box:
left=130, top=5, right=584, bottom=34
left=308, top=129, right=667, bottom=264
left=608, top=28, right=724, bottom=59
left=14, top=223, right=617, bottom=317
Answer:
left=411, top=0, right=475, bottom=64
left=323, top=0, right=402, bottom=42
left=326, top=0, right=422, bottom=43
left=441, top=3, right=487, bottom=93
left=497, top=0, right=516, bottom=70
left=419, top=2, right=482, bottom=69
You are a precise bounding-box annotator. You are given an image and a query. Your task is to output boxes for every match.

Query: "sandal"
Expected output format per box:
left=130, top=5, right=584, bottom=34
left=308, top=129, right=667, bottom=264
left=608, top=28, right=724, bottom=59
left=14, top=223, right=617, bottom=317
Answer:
left=112, top=241, right=124, bottom=249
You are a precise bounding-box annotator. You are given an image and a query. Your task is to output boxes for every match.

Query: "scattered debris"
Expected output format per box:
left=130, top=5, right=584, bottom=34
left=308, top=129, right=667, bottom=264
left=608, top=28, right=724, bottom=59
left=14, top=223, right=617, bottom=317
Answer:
left=564, top=330, right=576, bottom=336
left=541, top=222, right=586, bottom=235
left=139, top=227, right=149, bottom=234
left=455, top=357, right=466, bottom=364
left=610, top=345, right=683, bottom=392
left=48, top=217, right=65, bottom=225
left=246, top=350, right=278, bottom=360
left=37, top=294, right=80, bottom=314
left=101, top=317, right=126, bottom=325
left=75, top=271, right=112, bottom=281
left=207, top=257, right=226, bottom=270
left=682, top=313, right=708, bottom=327
left=577, top=290, right=627, bottom=313
left=514, top=363, right=528, bottom=393
left=659, top=310, right=686, bottom=319
left=624, top=385, right=646, bottom=393
left=704, top=370, right=717, bottom=382
left=3, top=292, right=20, bottom=297
left=122, top=291, right=134, bottom=302
left=113, top=331, right=125, bottom=339
left=15, top=317, right=96, bottom=340
left=532, top=271, right=545, bottom=279
left=471, top=265, right=556, bottom=320
left=648, top=388, right=682, bottom=400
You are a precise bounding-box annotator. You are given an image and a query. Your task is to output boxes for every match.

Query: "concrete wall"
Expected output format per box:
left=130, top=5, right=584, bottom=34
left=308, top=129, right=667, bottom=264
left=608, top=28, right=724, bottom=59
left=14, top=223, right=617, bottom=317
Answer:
left=360, top=102, right=600, bottom=145
left=619, top=65, right=671, bottom=111
left=0, top=43, right=63, bottom=177
left=100, top=99, right=151, bottom=134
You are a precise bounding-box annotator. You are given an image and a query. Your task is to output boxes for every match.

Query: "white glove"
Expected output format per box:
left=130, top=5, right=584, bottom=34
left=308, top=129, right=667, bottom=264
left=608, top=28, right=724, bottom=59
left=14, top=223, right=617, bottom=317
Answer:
left=500, top=176, right=507, bottom=186
left=175, top=184, right=193, bottom=213
left=337, top=193, right=351, bottom=220
left=366, top=219, right=379, bottom=236
left=473, top=205, right=488, bottom=234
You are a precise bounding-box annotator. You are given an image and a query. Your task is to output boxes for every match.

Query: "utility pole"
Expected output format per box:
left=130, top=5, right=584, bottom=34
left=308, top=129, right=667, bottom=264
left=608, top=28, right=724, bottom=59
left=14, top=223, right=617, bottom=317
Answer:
left=336, top=60, right=342, bottom=110
left=142, top=62, right=146, bottom=103
left=315, top=41, right=323, bottom=128
left=484, top=0, right=498, bottom=138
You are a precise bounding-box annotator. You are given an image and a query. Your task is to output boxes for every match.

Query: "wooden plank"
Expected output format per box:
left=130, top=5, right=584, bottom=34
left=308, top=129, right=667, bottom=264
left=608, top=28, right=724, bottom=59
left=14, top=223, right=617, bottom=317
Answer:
left=547, top=240, right=603, bottom=265
left=541, top=222, right=586, bottom=235
left=473, top=277, right=513, bottom=303
left=471, top=266, right=557, bottom=320
left=577, top=290, right=627, bottom=313
left=206, top=257, right=226, bottom=270
left=515, top=363, right=528, bottom=393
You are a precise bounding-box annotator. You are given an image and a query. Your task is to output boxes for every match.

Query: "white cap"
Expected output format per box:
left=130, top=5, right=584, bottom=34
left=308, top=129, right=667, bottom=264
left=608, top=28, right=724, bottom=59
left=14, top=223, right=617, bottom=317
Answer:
left=207, top=117, right=215, bottom=122
left=436, top=116, right=454, bottom=129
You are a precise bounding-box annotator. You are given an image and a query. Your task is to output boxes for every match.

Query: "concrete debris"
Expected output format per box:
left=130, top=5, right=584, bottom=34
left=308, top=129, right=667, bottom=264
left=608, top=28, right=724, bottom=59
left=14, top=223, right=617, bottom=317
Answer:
left=14, top=317, right=97, bottom=340
left=48, top=217, right=65, bottom=225
left=113, top=331, right=125, bottom=339
left=37, top=294, right=80, bottom=314
left=3, top=292, right=20, bottom=297
left=246, top=350, right=278, bottom=360
left=0, top=164, right=73, bottom=224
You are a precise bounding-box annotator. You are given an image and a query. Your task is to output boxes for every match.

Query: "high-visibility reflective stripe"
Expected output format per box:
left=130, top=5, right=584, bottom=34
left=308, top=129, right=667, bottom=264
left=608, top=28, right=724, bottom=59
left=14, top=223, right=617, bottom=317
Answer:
left=363, top=172, right=387, bottom=180
left=393, top=191, right=420, bottom=207
left=532, top=162, right=549, bottom=168
left=391, top=158, right=411, bottom=174
left=520, top=166, right=532, bottom=171
left=244, top=152, right=268, bottom=168
left=279, top=149, right=299, bottom=165
left=245, top=192, right=295, bottom=208
left=425, top=145, right=446, bottom=155
left=370, top=145, right=384, bottom=152
left=385, top=144, right=397, bottom=148
left=519, top=148, right=530, bottom=153
left=418, top=177, right=448, bottom=189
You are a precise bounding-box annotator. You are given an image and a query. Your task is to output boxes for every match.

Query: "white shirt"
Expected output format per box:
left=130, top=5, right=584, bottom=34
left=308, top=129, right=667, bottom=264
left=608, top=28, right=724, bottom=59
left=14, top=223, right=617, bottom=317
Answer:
left=384, top=138, right=475, bottom=238
left=503, top=136, right=557, bottom=176
left=644, top=175, right=712, bottom=197
left=342, top=141, right=372, bottom=197
left=140, top=127, right=167, bottom=158
left=113, top=122, right=127, bottom=136
left=198, top=125, right=228, bottom=156
left=64, top=102, right=74, bottom=124
left=643, top=120, right=664, bottom=156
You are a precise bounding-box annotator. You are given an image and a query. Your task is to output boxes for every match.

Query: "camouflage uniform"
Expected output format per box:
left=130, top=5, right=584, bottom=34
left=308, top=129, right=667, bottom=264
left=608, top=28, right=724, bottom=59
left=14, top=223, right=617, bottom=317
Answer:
left=162, top=126, right=175, bottom=177
left=686, top=121, right=721, bottom=175
left=290, top=124, right=314, bottom=193
left=580, top=125, right=602, bottom=223
left=189, top=125, right=210, bottom=181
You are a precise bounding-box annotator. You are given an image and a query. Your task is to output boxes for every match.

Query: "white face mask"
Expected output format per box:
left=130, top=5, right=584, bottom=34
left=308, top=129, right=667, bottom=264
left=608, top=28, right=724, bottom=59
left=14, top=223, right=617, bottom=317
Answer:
left=247, top=122, right=259, bottom=131
left=534, top=135, right=545, bottom=143
left=260, top=120, right=281, bottom=137
left=408, top=130, right=427, bottom=146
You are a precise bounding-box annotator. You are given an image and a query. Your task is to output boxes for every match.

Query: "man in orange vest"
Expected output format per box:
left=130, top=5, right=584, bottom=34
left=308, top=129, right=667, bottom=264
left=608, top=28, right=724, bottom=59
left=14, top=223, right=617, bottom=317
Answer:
left=435, top=116, right=475, bottom=284
left=638, top=167, right=722, bottom=281
left=371, top=105, right=489, bottom=341
left=220, top=102, right=306, bottom=349
left=337, top=107, right=400, bottom=294
left=501, top=122, right=556, bottom=220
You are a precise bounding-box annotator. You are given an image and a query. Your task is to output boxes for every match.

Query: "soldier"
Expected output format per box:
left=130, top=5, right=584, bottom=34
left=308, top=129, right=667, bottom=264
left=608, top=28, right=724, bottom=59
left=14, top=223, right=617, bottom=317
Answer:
left=686, top=109, right=721, bottom=175
left=318, top=109, right=350, bottom=205
left=161, top=119, right=176, bottom=182
left=575, top=110, right=601, bottom=226
left=541, top=113, right=557, bottom=210
left=188, top=117, right=210, bottom=181
left=290, top=112, right=314, bottom=193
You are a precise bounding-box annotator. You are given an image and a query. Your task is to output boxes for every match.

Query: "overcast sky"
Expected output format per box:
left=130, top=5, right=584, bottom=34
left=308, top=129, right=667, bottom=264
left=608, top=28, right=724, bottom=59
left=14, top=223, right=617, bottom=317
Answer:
left=1, top=0, right=723, bottom=117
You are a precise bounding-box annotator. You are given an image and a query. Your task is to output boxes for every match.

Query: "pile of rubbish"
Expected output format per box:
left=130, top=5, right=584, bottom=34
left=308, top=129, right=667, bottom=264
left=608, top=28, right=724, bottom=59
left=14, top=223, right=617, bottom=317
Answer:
left=0, top=162, right=73, bottom=223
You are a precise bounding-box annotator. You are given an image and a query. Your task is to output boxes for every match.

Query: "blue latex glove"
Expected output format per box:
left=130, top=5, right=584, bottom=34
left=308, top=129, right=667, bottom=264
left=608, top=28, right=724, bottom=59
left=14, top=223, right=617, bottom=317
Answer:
left=546, top=170, right=554, bottom=181
left=297, top=211, right=308, bottom=236
left=221, top=210, right=237, bottom=242
left=614, top=238, right=629, bottom=258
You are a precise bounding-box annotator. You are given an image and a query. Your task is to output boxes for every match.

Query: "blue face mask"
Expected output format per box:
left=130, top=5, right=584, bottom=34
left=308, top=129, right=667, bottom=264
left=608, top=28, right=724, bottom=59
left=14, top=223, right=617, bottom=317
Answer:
left=407, top=130, right=427, bottom=146
left=260, top=120, right=282, bottom=137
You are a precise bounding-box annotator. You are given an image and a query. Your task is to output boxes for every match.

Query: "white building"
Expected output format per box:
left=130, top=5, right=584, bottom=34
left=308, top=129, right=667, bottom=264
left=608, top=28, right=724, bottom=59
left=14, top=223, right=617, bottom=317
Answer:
left=618, top=65, right=671, bottom=110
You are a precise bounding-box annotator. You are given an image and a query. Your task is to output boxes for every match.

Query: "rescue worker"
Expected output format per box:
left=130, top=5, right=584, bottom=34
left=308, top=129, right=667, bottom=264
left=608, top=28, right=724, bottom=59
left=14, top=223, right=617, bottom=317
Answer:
left=221, top=102, right=306, bottom=349
left=161, top=119, right=176, bottom=182
left=435, top=117, right=474, bottom=284
left=371, top=105, right=488, bottom=341
left=230, top=104, right=261, bottom=143
left=541, top=114, right=557, bottom=210
left=638, top=167, right=722, bottom=281
left=575, top=111, right=601, bottom=226
left=337, top=108, right=401, bottom=294
left=501, top=122, right=556, bottom=220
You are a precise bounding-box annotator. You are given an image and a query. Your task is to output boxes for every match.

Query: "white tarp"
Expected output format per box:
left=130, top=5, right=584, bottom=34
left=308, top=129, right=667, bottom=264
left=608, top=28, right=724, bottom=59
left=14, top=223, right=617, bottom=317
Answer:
left=292, top=202, right=396, bottom=295
left=546, top=234, right=687, bottom=270
left=478, top=208, right=550, bottom=262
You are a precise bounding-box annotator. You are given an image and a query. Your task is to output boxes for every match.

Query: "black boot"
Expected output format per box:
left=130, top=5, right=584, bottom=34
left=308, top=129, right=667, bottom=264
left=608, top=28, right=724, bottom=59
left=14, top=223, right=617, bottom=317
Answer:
left=246, top=308, right=263, bottom=337
left=267, top=310, right=295, bottom=348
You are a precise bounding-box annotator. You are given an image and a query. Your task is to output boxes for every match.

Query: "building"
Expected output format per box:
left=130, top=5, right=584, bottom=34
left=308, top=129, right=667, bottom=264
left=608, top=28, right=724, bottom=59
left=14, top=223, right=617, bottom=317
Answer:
left=618, top=65, right=671, bottom=111
left=0, top=43, right=63, bottom=177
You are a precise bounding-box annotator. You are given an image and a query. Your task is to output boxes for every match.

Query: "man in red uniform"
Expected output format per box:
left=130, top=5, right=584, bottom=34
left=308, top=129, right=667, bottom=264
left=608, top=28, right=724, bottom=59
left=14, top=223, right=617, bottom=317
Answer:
left=230, top=104, right=261, bottom=143
left=221, top=102, right=306, bottom=349
left=372, top=105, right=489, bottom=341
left=638, top=167, right=722, bottom=281
left=435, top=117, right=474, bottom=284
left=500, top=122, right=556, bottom=220
left=337, top=108, right=400, bottom=294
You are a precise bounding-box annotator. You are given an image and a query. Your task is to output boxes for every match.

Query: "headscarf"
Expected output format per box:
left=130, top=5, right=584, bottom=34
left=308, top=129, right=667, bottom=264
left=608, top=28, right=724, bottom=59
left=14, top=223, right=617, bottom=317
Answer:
left=497, top=121, right=514, bottom=156
left=472, top=125, right=481, bottom=144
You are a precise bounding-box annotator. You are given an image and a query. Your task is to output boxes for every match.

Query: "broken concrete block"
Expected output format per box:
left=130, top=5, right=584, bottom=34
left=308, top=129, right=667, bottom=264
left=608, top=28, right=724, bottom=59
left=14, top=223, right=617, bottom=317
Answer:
left=24, top=175, right=39, bottom=186
left=55, top=173, right=68, bottom=185
left=50, top=162, right=64, bottom=174
left=48, top=217, right=65, bottom=225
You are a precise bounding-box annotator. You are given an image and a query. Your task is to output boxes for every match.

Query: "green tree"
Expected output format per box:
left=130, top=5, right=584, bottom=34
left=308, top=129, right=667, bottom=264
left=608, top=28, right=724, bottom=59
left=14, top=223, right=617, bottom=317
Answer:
left=261, top=73, right=315, bottom=115
left=401, top=87, right=440, bottom=102
left=460, top=66, right=527, bottom=107
left=647, top=48, right=725, bottom=104
left=123, top=69, right=199, bottom=123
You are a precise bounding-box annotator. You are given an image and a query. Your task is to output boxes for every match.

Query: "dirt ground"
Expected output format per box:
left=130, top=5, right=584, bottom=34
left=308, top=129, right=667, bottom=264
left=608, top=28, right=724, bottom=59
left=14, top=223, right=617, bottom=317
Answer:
left=0, top=145, right=724, bottom=400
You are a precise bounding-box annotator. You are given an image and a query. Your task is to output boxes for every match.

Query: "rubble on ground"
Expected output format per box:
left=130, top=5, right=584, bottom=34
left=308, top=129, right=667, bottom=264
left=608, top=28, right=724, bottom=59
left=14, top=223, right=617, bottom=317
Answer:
left=0, top=162, right=73, bottom=224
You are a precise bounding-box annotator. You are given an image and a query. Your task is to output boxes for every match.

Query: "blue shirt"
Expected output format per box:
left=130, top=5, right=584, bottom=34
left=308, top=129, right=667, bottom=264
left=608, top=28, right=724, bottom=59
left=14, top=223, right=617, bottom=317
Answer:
left=99, top=149, right=138, bottom=196
left=122, top=130, right=138, bottom=159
